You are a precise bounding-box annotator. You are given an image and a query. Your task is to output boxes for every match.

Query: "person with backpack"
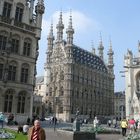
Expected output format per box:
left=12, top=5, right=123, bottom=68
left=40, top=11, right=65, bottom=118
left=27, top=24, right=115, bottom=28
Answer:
left=120, top=118, right=128, bottom=136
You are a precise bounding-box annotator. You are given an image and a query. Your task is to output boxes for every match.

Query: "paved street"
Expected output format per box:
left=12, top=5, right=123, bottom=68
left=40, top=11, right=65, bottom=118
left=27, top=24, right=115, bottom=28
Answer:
left=44, top=128, right=123, bottom=140
left=5, top=121, right=124, bottom=140
left=41, top=121, right=124, bottom=140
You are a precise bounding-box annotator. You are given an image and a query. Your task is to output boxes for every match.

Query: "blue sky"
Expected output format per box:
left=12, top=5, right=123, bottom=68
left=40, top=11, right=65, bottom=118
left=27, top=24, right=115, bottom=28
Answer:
left=36, top=0, right=140, bottom=92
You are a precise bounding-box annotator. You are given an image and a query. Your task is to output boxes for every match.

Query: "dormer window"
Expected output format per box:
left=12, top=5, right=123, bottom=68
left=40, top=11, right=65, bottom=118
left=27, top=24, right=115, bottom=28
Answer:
left=2, top=2, right=12, bottom=18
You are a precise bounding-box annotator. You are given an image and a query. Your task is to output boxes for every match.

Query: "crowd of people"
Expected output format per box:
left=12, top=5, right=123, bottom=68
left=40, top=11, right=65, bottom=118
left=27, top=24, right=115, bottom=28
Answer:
left=1, top=111, right=140, bottom=139
left=107, top=117, right=140, bottom=137
left=120, top=118, right=140, bottom=136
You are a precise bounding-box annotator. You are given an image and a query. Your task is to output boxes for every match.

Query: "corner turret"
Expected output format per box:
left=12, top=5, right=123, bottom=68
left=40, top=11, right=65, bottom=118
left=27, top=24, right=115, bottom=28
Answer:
left=35, top=0, right=45, bottom=39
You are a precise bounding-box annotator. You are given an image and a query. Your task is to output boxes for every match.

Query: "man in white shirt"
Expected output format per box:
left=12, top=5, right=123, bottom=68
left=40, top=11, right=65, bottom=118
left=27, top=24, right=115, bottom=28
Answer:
left=23, top=124, right=29, bottom=135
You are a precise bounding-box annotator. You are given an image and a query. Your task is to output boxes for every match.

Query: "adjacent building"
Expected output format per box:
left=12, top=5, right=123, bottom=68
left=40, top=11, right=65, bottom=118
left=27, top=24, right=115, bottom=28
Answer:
left=124, top=42, right=140, bottom=120
left=114, top=91, right=125, bottom=120
left=0, top=0, right=44, bottom=122
left=42, top=12, right=115, bottom=122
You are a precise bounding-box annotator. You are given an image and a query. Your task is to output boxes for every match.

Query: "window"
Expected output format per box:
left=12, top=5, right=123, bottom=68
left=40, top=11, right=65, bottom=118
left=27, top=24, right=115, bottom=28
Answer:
left=59, top=106, right=63, bottom=113
left=20, top=64, right=29, bottom=83
left=0, top=35, right=7, bottom=51
left=50, top=73, right=53, bottom=81
left=15, top=6, right=23, bottom=22
left=36, top=107, right=40, bottom=115
left=60, top=71, right=64, bottom=80
left=49, top=88, right=52, bottom=96
left=39, top=85, right=41, bottom=90
left=0, top=64, right=4, bottom=80
left=136, top=73, right=140, bottom=91
left=8, top=64, right=16, bottom=81
left=17, top=92, right=26, bottom=113
left=4, top=89, right=14, bottom=113
left=2, top=2, right=12, bottom=18
left=60, top=87, right=64, bottom=96
left=23, top=41, right=31, bottom=56
left=11, top=39, right=19, bottom=54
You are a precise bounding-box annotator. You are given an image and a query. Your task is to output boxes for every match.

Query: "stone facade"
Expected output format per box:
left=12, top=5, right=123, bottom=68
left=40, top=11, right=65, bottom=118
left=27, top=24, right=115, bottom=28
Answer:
left=42, top=12, right=115, bottom=122
left=0, top=0, right=44, bottom=123
left=114, top=91, right=125, bottom=120
left=124, top=43, right=140, bottom=120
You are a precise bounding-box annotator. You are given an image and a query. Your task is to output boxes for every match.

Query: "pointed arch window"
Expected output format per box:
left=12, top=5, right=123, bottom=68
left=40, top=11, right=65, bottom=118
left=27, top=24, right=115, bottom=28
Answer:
left=60, top=71, right=64, bottom=80
left=20, top=64, right=29, bottom=83
left=136, top=73, right=140, bottom=92
left=17, top=92, right=26, bottom=113
left=60, top=86, right=64, bottom=96
left=4, top=89, right=14, bottom=113
left=23, top=38, right=31, bottom=56
left=50, top=73, right=53, bottom=82
left=2, top=2, right=12, bottom=18
left=49, top=87, right=52, bottom=96
left=11, top=36, right=19, bottom=54
left=0, top=59, right=4, bottom=80
left=15, top=3, right=24, bottom=22
left=0, top=35, right=7, bottom=51
left=8, top=61, right=17, bottom=81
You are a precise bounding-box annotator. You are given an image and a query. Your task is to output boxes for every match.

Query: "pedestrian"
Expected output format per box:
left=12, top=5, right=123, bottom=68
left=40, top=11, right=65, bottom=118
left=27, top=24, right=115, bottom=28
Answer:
left=113, top=118, right=117, bottom=128
left=129, top=118, right=136, bottom=134
left=0, top=112, right=5, bottom=129
left=27, top=117, right=30, bottom=125
left=28, top=119, right=46, bottom=140
left=52, top=116, right=57, bottom=131
left=17, top=125, right=23, bottom=133
left=135, top=119, right=139, bottom=132
left=93, top=116, right=99, bottom=129
left=120, top=118, right=128, bottom=136
left=108, top=119, right=111, bottom=127
left=23, top=123, right=29, bottom=135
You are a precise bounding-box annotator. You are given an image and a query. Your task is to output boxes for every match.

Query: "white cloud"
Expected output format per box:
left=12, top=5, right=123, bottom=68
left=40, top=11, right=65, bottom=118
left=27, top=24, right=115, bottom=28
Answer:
left=41, top=10, right=101, bottom=38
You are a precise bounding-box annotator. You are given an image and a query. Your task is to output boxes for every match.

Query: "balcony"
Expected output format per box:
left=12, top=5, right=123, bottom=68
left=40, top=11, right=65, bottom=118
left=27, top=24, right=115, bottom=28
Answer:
left=0, top=16, right=12, bottom=24
left=14, top=20, right=24, bottom=28
left=0, top=16, right=35, bottom=33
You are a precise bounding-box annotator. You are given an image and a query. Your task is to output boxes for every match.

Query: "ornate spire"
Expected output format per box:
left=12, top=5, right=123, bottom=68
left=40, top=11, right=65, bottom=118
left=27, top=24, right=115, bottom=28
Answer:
left=47, top=23, right=54, bottom=49
left=56, top=11, right=64, bottom=42
left=66, top=10, right=74, bottom=45
left=48, top=22, right=54, bottom=39
left=91, top=41, right=95, bottom=55
left=107, top=39, right=114, bottom=75
left=98, top=32, right=104, bottom=59
left=46, top=23, right=54, bottom=62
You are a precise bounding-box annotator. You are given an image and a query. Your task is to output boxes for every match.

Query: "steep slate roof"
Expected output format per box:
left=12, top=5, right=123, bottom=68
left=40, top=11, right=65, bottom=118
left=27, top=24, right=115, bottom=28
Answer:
left=36, top=76, right=44, bottom=84
left=72, top=45, right=108, bottom=73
